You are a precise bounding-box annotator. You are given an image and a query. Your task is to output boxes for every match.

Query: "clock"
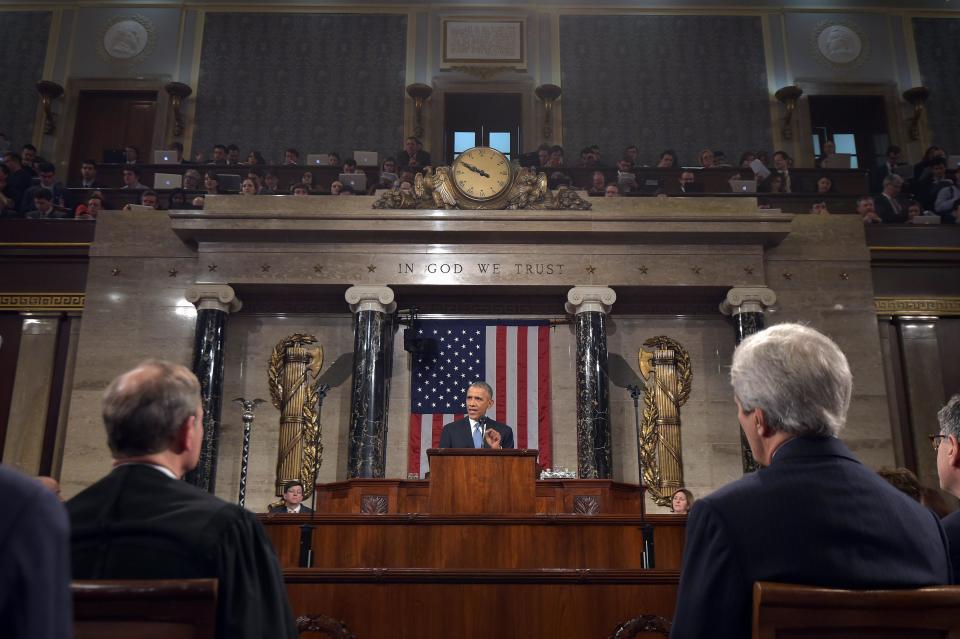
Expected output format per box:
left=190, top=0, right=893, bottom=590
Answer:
left=451, top=147, right=512, bottom=202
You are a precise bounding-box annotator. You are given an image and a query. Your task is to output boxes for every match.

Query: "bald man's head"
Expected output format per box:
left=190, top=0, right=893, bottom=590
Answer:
left=102, top=360, right=201, bottom=457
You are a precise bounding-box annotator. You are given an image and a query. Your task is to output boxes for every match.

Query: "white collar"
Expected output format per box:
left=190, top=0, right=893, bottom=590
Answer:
left=116, top=462, right=179, bottom=480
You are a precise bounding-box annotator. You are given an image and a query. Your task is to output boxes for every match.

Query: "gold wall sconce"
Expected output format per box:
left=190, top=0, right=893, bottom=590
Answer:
left=774, top=85, right=803, bottom=140
left=534, top=84, right=562, bottom=141
left=406, top=83, right=433, bottom=139
left=902, top=86, right=930, bottom=141
left=36, top=80, right=64, bottom=135
left=164, top=81, right=193, bottom=139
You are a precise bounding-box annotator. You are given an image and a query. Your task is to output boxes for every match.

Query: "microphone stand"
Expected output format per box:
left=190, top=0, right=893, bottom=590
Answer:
left=628, top=384, right=643, bottom=485
left=299, top=383, right=330, bottom=568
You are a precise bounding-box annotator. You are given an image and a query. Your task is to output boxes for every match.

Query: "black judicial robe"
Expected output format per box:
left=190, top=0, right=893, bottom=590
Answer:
left=670, top=436, right=950, bottom=639
left=68, top=464, right=297, bottom=639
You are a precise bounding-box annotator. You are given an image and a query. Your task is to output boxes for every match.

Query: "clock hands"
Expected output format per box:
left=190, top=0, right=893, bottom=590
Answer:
left=462, top=162, right=490, bottom=178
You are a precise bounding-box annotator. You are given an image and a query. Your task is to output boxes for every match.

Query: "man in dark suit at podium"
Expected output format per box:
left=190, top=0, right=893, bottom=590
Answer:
left=439, top=381, right=514, bottom=449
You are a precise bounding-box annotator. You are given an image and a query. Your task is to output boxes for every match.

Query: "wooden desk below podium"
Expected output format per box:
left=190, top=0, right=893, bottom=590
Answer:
left=260, top=450, right=683, bottom=637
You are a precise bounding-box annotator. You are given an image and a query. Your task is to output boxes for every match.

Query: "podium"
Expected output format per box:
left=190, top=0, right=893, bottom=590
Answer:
left=260, top=450, right=683, bottom=637
left=426, top=448, right=538, bottom=514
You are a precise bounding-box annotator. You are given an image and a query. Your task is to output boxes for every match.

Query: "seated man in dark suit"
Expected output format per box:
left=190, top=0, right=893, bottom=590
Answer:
left=438, top=381, right=514, bottom=449
left=874, top=173, right=909, bottom=223
left=934, top=394, right=960, bottom=580
left=67, top=360, right=297, bottom=639
left=268, top=479, right=314, bottom=514
left=670, top=323, right=950, bottom=639
left=397, top=136, right=431, bottom=170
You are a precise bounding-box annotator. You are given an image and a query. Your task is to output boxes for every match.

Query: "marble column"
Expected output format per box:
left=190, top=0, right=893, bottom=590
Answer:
left=184, top=285, right=242, bottom=492
left=345, top=285, right=396, bottom=479
left=720, top=286, right=777, bottom=474
left=566, top=286, right=617, bottom=479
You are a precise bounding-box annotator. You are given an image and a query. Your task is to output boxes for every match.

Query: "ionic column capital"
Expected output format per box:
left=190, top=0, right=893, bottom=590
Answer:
left=719, top=287, right=777, bottom=316
left=345, top=285, right=397, bottom=314
left=565, top=286, right=616, bottom=315
left=185, top=284, right=242, bottom=313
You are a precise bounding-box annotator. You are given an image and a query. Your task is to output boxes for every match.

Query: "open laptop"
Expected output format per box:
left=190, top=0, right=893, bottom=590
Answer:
left=154, top=173, right=183, bottom=189
left=340, top=173, right=367, bottom=193
left=354, top=151, right=378, bottom=166
left=217, top=174, right=242, bottom=192
left=730, top=179, right=757, bottom=193
left=307, top=154, right=330, bottom=166
left=153, top=150, right=179, bottom=164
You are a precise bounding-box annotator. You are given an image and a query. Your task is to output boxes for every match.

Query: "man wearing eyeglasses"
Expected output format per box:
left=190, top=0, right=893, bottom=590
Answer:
left=934, top=394, right=960, bottom=580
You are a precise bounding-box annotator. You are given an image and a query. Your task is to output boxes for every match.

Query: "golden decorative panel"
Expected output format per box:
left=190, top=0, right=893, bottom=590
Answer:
left=875, top=298, right=960, bottom=317
left=637, top=336, right=692, bottom=507
left=0, top=293, right=85, bottom=312
left=268, top=334, right=324, bottom=503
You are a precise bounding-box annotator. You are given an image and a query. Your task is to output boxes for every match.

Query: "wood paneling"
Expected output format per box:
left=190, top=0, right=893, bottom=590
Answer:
left=284, top=569, right=679, bottom=639
left=68, top=91, right=157, bottom=180
left=262, top=514, right=686, bottom=571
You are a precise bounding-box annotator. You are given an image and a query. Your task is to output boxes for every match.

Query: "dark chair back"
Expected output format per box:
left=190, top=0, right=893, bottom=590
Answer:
left=73, top=578, right=217, bottom=639
left=753, top=581, right=960, bottom=638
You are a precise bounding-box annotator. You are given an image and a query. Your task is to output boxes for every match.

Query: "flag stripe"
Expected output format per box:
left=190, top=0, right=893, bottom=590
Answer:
left=538, top=325, right=553, bottom=469
left=408, top=413, right=423, bottom=478
left=526, top=327, right=538, bottom=452
left=495, top=326, right=507, bottom=424
left=516, top=325, right=528, bottom=448
left=505, top=326, right=518, bottom=432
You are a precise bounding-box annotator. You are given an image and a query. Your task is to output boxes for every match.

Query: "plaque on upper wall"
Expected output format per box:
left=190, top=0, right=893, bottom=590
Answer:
left=441, top=18, right=526, bottom=70
left=97, top=15, right=156, bottom=67
left=811, top=20, right=868, bottom=71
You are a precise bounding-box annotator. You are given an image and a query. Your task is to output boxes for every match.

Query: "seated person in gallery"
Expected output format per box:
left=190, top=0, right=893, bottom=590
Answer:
left=268, top=479, right=313, bottom=514
left=670, top=488, right=693, bottom=514
left=439, top=381, right=514, bottom=449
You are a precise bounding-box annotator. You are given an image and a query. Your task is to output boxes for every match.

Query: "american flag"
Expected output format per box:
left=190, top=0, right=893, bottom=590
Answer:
left=407, top=319, right=552, bottom=478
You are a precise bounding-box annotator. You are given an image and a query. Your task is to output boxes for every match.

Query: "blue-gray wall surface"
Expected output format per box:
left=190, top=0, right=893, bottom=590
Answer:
left=0, top=12, right=52, bottom=148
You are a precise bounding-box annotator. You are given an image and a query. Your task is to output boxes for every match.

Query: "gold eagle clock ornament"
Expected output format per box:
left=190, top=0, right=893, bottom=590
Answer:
left=451, top=147, right=512, bottom=202
left=399, top=146, right=590, bottom=211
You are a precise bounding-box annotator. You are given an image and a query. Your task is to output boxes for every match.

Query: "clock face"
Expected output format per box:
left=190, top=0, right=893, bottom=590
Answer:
left=452, top=147, right=512, bottom=201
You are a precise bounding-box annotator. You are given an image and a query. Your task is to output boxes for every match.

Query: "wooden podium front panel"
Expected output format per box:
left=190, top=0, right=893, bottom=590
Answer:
left=427, top=449, right=538, bottom=515
left=285, top=569, right=679, bottom=639
left=260, top=515, right=686, bottom=570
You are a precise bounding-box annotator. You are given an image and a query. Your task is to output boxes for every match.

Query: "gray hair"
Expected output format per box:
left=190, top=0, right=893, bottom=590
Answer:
left=730, top=323, right=852, bottom=437
left=102, top=360, right=201, bottom=456
left=883, top=173, right=903, bottom=188
left=467, top=380, right=494, bottom=400
left=939, top=395, right=960, bottom=438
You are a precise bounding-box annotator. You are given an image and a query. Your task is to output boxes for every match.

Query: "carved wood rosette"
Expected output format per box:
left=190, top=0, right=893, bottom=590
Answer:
left=268, top=334, right=324, bottom=502
left=637, top=336, right=692, bottom=506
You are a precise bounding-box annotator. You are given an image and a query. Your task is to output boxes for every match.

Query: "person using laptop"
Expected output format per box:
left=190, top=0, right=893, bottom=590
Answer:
left=342, top=158, right=363, bottom=175
left=121, top=166, right=147, bottom=190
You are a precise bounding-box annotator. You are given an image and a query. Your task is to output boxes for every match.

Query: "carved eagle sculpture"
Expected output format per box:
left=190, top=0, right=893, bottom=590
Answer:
left=415, top=166, right=458, bottom=209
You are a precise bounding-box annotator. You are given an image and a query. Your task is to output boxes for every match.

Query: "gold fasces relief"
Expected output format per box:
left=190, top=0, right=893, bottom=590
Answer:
left=637, top=336, right=693, bottom=507
left=268, top=334, right=324, bottom=507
